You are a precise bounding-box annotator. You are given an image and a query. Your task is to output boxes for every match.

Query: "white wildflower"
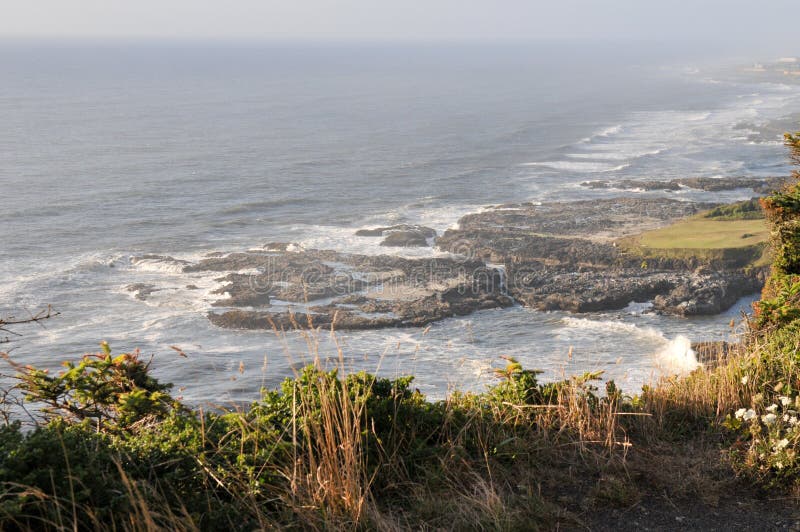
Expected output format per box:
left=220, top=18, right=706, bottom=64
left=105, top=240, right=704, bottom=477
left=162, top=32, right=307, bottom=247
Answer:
left=741, top=376, right=749, bottom=385
left=784, top=414, right=791, bottom=422
left=767, top=404, right=779, bottom=413
left=791, top=417, right=799, bottom=426
left=763, top=413, right=778, bottom=425
left=735, top=408, right=747, bottom=419
left=781, top=396, right=792, bottom=407
left=776, top=461, right=784, bottom=470
left=775, top=438, right=790, bottom=450
left=742, top=409, right=757, bottom=421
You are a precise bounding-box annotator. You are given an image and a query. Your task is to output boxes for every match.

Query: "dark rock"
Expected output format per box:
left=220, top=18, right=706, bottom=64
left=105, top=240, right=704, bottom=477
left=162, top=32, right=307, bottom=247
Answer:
left=651, top=273, right=763, bottom=316
left=184, top=252, right=277, bottom=273
left=210, top=274, right=272, bottom=307
left=580, top=179, right=683, bottom=191
left=263, top=242, right=292, bottom=251
left=355, top=224, right=437, bottom=238
left=162, top=196, right=772, bottom=333
left=436, top=197, right=766, bottom=316
left=580, top=176, right=787, bottom=194
left=677, top=176, right=780, bottom=192
left=197, top=248, right=510, bottom=330
left=126, top=283, right=160, bottom=301
left=509, top=268, right=677, bottom=312
left=380, top=231, right=430, bottom=247
left=692, top=341, right=743, bottom=367
left=131, top=254, right=191, bottom=268
left=437, top=198, right=715, bottom=251
left=208, top=284, right=513, bottom=331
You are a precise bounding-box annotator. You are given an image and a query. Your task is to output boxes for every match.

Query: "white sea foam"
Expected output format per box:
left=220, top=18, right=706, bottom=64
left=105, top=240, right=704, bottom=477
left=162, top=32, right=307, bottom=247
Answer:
left=130, top=256, right=187, bottom=274
left=579, top=124, right=624, bottom=143
left=623, top=301, right=654, bottom=315
left=295, top=225, right=441, bottom=258
left=532, top=85, right=800, bottom=184
left=0, top=251, right=125, bottom=301
left=293, top=201, right=474, bottom=258
left=521, top=161, right=630, bottom=173
left=565, top=148, right=664, bottom=161
left=655, top=335, right=701, bottom=374
left=561, top=316, right=665, bottom=343
left=561, top=317, right=700, bottom=376
left=687, top=111, right=712, bottom=121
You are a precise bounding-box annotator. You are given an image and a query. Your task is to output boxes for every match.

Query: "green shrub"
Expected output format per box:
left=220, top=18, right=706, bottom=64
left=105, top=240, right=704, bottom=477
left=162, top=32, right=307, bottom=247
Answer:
left=704, top=198, right=763, bottom=220
left=16, top=342, right=179, bottom=432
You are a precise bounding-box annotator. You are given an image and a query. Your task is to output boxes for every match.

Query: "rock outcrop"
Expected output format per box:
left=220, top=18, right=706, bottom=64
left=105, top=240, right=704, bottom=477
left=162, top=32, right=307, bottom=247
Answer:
left=581, top=176, right=786, bottom=194
left=354, top=224, right=436, bottom=247
left=436, top=197, right=767, bottom=316
left=193, top=249, right=511, bottom=330
left=141, top=196, right=769, bottom=332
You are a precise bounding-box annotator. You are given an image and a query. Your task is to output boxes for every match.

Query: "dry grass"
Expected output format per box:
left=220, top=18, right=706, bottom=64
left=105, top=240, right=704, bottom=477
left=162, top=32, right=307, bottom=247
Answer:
left=286, top=364, right=375, bottom=527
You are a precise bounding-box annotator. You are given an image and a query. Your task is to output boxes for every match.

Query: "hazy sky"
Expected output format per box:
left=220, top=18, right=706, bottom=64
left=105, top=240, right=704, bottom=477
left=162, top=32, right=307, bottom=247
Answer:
left=2, top=1, right=798, bottom=50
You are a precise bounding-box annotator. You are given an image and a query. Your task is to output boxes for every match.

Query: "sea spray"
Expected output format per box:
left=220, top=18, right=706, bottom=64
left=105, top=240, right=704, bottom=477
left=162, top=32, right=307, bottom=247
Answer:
left=655, top=335, right=701, bottom=374
left=561, top=317, right=701, bottom=376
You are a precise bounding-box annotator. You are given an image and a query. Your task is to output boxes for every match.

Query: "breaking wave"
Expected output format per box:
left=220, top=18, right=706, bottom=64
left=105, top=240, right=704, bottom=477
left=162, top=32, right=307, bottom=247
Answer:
left=521, top=161, right=630, bottom=173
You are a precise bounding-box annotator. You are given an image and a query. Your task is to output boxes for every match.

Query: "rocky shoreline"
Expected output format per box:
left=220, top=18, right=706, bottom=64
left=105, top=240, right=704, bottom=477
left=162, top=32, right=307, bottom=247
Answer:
left=437, top=197, right=767, bottom=316
left=132, top=191, right=771, bottom=332
left=580, top=175, right=787, bottom=194
left=197, top=251, right=513, bottom=330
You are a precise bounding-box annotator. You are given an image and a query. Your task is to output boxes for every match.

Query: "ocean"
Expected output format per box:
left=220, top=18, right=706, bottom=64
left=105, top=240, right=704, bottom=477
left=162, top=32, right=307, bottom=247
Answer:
left=2, top=40, right=798, bottom=403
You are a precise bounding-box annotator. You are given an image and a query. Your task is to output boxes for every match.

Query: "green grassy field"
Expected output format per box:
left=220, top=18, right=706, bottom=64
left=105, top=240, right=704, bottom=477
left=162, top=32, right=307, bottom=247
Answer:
left=617, top=209, right=771, bottom=268
left=635, top=217, right=769, bottom=249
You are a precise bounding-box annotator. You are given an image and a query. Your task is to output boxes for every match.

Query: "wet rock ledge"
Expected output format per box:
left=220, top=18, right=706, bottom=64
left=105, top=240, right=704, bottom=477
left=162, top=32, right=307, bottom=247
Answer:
left=580, top=175, right=787, bottom=194
left=187, top=249, right=512, bottom=331
left=134, top=194, right=772, bottom=331
left=435, top=197, right=768, bottom=317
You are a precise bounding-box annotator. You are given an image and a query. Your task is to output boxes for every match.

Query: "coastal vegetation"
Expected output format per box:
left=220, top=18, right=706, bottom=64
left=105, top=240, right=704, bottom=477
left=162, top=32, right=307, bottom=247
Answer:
left=5, top=139, right=800, bottom=529
left=633, top=217, right=767, bottom=250
left=618, top=201, right=771, bottom=267
left=704, top=198, right=764, bottom=220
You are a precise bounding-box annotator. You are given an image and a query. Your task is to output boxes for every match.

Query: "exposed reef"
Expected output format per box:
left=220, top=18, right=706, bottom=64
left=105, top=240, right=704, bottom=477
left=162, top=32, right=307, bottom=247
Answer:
left=436, top=197, right=767, bottom=316
left=580, top=176, right=786, bottom=194
left=355, top=224, right=437, bottom=247
left=188, top=250, right=511, bottom=330
left=136, top=195, right=770, bottom=332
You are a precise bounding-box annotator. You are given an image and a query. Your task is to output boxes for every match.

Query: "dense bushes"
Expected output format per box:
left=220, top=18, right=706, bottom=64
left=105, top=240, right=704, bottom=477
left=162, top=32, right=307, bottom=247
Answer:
left=704, top=198, right=763, bottom=220
left=715, top=132, right=800, bottom=487
left=756, top=133, right=800, bottom=328
left=0, top=343, right=625, bottom=529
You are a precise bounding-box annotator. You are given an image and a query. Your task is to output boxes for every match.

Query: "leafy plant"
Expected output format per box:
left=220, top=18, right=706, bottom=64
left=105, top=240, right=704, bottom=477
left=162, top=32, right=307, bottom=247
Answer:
left=16, top=342, right=178, bottom=431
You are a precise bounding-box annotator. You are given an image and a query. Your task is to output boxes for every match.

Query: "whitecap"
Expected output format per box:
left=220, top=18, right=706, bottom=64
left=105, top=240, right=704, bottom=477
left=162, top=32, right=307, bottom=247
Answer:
left=578, top=124, right=623, bottom=143
left=565, top=148, right=664, bottom=161
left=521, top=161, right=630, bottom=173
left=560, top=316, right=665, bottom=343
left=130, top=256, right=188, bottom=274
left=686, top=111, right=711, bottom=121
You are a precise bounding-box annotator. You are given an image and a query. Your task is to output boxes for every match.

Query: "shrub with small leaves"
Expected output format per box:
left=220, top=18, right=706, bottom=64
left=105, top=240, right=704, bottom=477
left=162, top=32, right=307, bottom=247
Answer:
left=16, top=342, right=178, bottom=432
